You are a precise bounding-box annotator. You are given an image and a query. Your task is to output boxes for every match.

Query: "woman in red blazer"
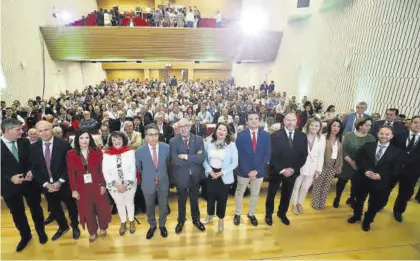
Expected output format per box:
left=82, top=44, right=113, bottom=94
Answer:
left=67, top=130, right=111, bottom=242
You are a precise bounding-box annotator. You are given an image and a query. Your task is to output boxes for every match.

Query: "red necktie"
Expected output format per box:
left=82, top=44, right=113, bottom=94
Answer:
left=252, top=132, right=257, bottom=152
left=184, top=138, right=189, bottom=150
left=44, top=143, right=53, bottom=179
left=152, top=145, right=158, bottom=169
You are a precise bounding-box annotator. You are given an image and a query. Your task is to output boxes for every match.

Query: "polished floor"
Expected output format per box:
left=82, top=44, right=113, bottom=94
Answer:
left=1, top=183, right=420, bottom=260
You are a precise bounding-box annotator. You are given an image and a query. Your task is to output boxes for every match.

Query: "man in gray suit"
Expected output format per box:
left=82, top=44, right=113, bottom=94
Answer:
left=135, top=124, right=170, bottom=239
left=170, top=118, right=206, bottom=234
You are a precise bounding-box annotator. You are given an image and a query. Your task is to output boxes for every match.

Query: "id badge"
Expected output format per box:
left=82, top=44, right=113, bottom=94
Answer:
left=83, top=173, right=92, bottom=184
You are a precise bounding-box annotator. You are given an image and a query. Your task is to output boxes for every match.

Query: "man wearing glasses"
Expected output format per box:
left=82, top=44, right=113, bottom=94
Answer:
left=343, top=101, right=370, bottom=134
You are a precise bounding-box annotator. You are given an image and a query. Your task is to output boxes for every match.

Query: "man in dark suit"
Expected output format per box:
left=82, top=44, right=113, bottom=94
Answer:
left=190, top=116, right=205, bottom=137
left=1, top=119, right=47, bottom=252
left=170, top=118, right=206, bottom=234
left=348, top=126, right=402, bottom=231
left=156, top=112, right=174, bottom=143
left=371, top=108, right=406, bottom=141
left=31, top=121, right=80, bottom=241
left=392, top=115, right=420, bottom=222
left=170, top=76, right=177, bottom=87
left=265, top=112, right=308, bottom=226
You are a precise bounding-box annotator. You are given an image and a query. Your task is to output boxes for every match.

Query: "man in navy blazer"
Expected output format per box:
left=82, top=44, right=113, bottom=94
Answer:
left=136, top=123, right=171, bottom=239
left=370, top=108, right=407, bottom=142
left=169, top=118, right=206, bottom=234
left=234, top=112, right=271, bottom=227
left=342, top=102, right=370, bottom=134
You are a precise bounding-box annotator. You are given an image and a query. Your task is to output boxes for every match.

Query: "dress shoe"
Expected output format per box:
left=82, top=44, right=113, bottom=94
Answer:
left=362, top=219, right=371, bottom=232
left=265, top=216, right=273, bottom=226
left=333, top=197, right=340, bottom=208
left=52, top=227, right=69, bottom=241
left=16, top=236, right=32, bottom=252
left=233, top=215, right=241, bottom=226
left=44, top=213, right=55, bottom=225
left=279, top=215, right=290, bottom=226
left=292, top=205, right=299, bottom=215
left=202, top=216, right=214, bottom=224
left=129, top=221, right=136, bottom=234
left=38, top=232, right=48, bottom=244
left=111, top=205, right=118, bottom=215
left=175, top=222, right=184, bottom=234
left=393, top=212, right=403, bottom=223
left=119, top=222, right=127, bottom=236
left=247, top=215, right=258, bottom=226
left=99, top=230, right=107, bottom=238
left=297, top=204, right=304, bottom=214
left=146, top=227, right=157, bottom=239
left=72, top=227, right=81, bottom=240
left=193, top=220, right=206, bottom=231
left=347, top=216, right=361, bottom=224
left=159, top=226, right=168, bottom=237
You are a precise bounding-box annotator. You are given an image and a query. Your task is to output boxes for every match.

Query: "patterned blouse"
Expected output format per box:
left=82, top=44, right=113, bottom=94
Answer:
left=106, top=154, right=135, bottom=192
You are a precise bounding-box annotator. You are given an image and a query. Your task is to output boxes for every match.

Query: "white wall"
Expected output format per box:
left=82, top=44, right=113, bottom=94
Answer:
left=1, top=0, right=106, bottom=103
left=233, top=0, right=420, bottom=117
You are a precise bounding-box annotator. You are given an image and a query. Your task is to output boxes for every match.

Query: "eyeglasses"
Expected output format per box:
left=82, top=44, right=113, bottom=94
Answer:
left=147, top=133, right=159, bottom=137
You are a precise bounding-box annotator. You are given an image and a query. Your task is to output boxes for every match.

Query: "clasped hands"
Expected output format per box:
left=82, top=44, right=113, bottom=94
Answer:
left=45, top=182, right=63, bottom=193
left=209, top=170, right=222, bottom=179
left=365, top=170, right=381, bottom=181
left=248, top=170, right=258, bottom=180
left=280, top=168, right=294, bottom=177
left=10, top=171, right=34, bottom=184
left=178, top=154, right=187, bottom=160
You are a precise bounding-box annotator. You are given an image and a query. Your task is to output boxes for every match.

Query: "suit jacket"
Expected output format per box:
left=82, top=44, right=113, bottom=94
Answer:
left=1, top=138, right=38, bottom=198
left=343, top=113, right=370, bottom=134
left=30, top=137, right=72, bottom=187
left=170, top=134, right=205, bottom=188
left=135, top=143, right=171, bottom=195
left=300, top=135, right=326, bottom=176
left=393, top=130, right=420, bottom=174
left=355, top=142, right=402, bottom=190
left=236, top=129, right=271, bottom=179
left=370, top=120, right=407, bottom=141
left=269, top=129, right=309, bottom=179
left=190, top=124, right=205, bottom=137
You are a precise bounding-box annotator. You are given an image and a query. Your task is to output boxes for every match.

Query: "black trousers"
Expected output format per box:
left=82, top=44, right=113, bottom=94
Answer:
left=381, top=176, right=399, bottom=209
left=176, top=175, right=201, bottom=223
left=335, top=177, right=356, bottom=203
left=394, top=172, right=420, bottom=213
left=206, top=175, right=231, bottom=219
left=3, top=186, right=45, bottom=239
left=46, top=183, right=79, bottom=230
left=265, top=175, right=297, bottom=217
left=353, top=182, right=388, bottom=223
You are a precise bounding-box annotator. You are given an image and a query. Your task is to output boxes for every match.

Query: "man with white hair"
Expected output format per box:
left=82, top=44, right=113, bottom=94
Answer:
left=79, top=111, right=98, bottom=132
left=123, top=121, right=142, bottom=150
left=27, top=128, right=40, bottom=144
left=52, top=127, right=63, bottom=139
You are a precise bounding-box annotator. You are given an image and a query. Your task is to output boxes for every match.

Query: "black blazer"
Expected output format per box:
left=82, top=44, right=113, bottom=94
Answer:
left=158, top=123, right=174, bottom=144
left=355, top=142, right=402, bottom=190
left=30, top=137, right=72, bottom=187
left=1, top=138, right=35, bottom=198
left=393, top=131, right=420, bottom=174
left=269, top=129, right=308, bottom=179
left=190, top=124, right=205, bottom=137
left=371, top=120, right=407, bottom=142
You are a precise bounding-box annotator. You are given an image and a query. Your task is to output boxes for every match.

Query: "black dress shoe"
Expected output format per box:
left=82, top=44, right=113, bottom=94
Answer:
left=52, top=227, right=69, bottom=241
left=72, top=227, right=81, bottom=239
left=159, top=226, right=168, bottom=237
left=393, top=212, right=403, bottom=223
left=16, top=236, right=32, bottom=252
left=175, top=222, right=184, bottom=234
left=333, top=197, right=340, bottom=208
left=362, top=220, right=371, bottom=232
left=347, top=216, right=361, bottom=224
left=233, top=215, right=241, bottom=226
left=193, top=220, right=206, bottom=231
left=279, top=215, right=290, bottom=226
left=247, top=215, right=258, bottom=226
left=38, top=232, right=48, bottom=244
left=265, top=216, right=273, bottom=226
left=44, top=213, right=55, bottom=225
left=146, top=227, right=157, bottom=239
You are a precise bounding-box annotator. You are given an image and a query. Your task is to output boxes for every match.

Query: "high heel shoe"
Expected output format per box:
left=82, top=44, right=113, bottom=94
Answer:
left=119, top=222, right=127, bottom=236
left=292, top=205, right=299, bottom=215
left=218, top=219, right=224, bottom=232
left=89, top=234, right=97, bottom=243
left=129, top=221, right=136, bottom=234
left=202, top=216, right=214, bottom=224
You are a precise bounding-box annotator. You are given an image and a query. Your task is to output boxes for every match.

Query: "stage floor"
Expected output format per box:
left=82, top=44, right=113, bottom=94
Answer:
left=1, top=183, right=420, bottom=260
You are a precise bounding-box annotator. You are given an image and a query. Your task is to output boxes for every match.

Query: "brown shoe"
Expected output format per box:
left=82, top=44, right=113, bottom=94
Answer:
left=129, top=221, right=136, bottom=234
left=119, top=222, right=127, bottom=236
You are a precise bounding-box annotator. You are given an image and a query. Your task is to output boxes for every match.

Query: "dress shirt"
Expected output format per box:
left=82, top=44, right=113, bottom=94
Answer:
left=42, top=138, right=66, bottom=185
left=331, top=140, right=338, bottom=159
left=406, top=131, right=420, bottom=147
left=249, top=128, right=258, bottom=143
left=285, top=128, right=295, bottom=141
left=148, top=144, right=159, bottom=163
left=1, top=137, right=18, bottom=153
left=375, top=142, right=390, bottom=160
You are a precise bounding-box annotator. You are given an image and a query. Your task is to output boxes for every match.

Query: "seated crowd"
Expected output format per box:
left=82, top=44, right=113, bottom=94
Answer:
left=71, top=5, right=225, bottom=28
left=1, top=77, right=419, bottom=253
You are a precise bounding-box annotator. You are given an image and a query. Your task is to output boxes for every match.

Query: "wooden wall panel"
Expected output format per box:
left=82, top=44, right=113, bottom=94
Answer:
left=193, top=69, right=231, bottom=81
left=106, top=69, right=144, bottom=80
left=40, top=27, right=282, bottom=62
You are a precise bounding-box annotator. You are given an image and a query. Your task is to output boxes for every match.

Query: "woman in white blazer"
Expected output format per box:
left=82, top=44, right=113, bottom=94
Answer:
left=102, top=132, right=137, bottom=236
left=291, top=118, right=326, bottom=215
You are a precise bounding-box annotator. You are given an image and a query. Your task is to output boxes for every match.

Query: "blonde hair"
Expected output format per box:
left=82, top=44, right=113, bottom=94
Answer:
left=303, top=118, right=323, bottom=137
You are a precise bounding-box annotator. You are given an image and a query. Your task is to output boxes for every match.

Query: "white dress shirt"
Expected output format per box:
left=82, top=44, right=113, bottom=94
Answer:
left=42, top=138, right=66, bottom=185
left=331, top=140, right=338, bottom=160
left=406, top=131, right=420, bottom=147
left=1, top=137, right=18, bottom=153
left=249, top=128, right=258, bottom=143
left=375, top=142, right=390, bottom=160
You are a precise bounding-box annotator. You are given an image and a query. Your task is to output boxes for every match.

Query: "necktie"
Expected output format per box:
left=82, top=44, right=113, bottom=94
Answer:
left=184, top=138, right=189, bottom=150
left=152, top=145, right=158, bottom=169
left=375, top=145, right=385, bottom=163
left=10, top=142, right=19, bottom=162
left=44, top=143, right=53, bottom=179
left=288, top=131, right=293, bottom=147
left=252, top=132, right=257, bottom=152
left=385, top=121, right=392, bottom=127
left=407, top=134, right=416, bottom=151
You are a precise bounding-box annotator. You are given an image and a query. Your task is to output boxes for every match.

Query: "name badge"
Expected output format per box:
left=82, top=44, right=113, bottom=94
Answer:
left=83, top=173, right=92, bottom=184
